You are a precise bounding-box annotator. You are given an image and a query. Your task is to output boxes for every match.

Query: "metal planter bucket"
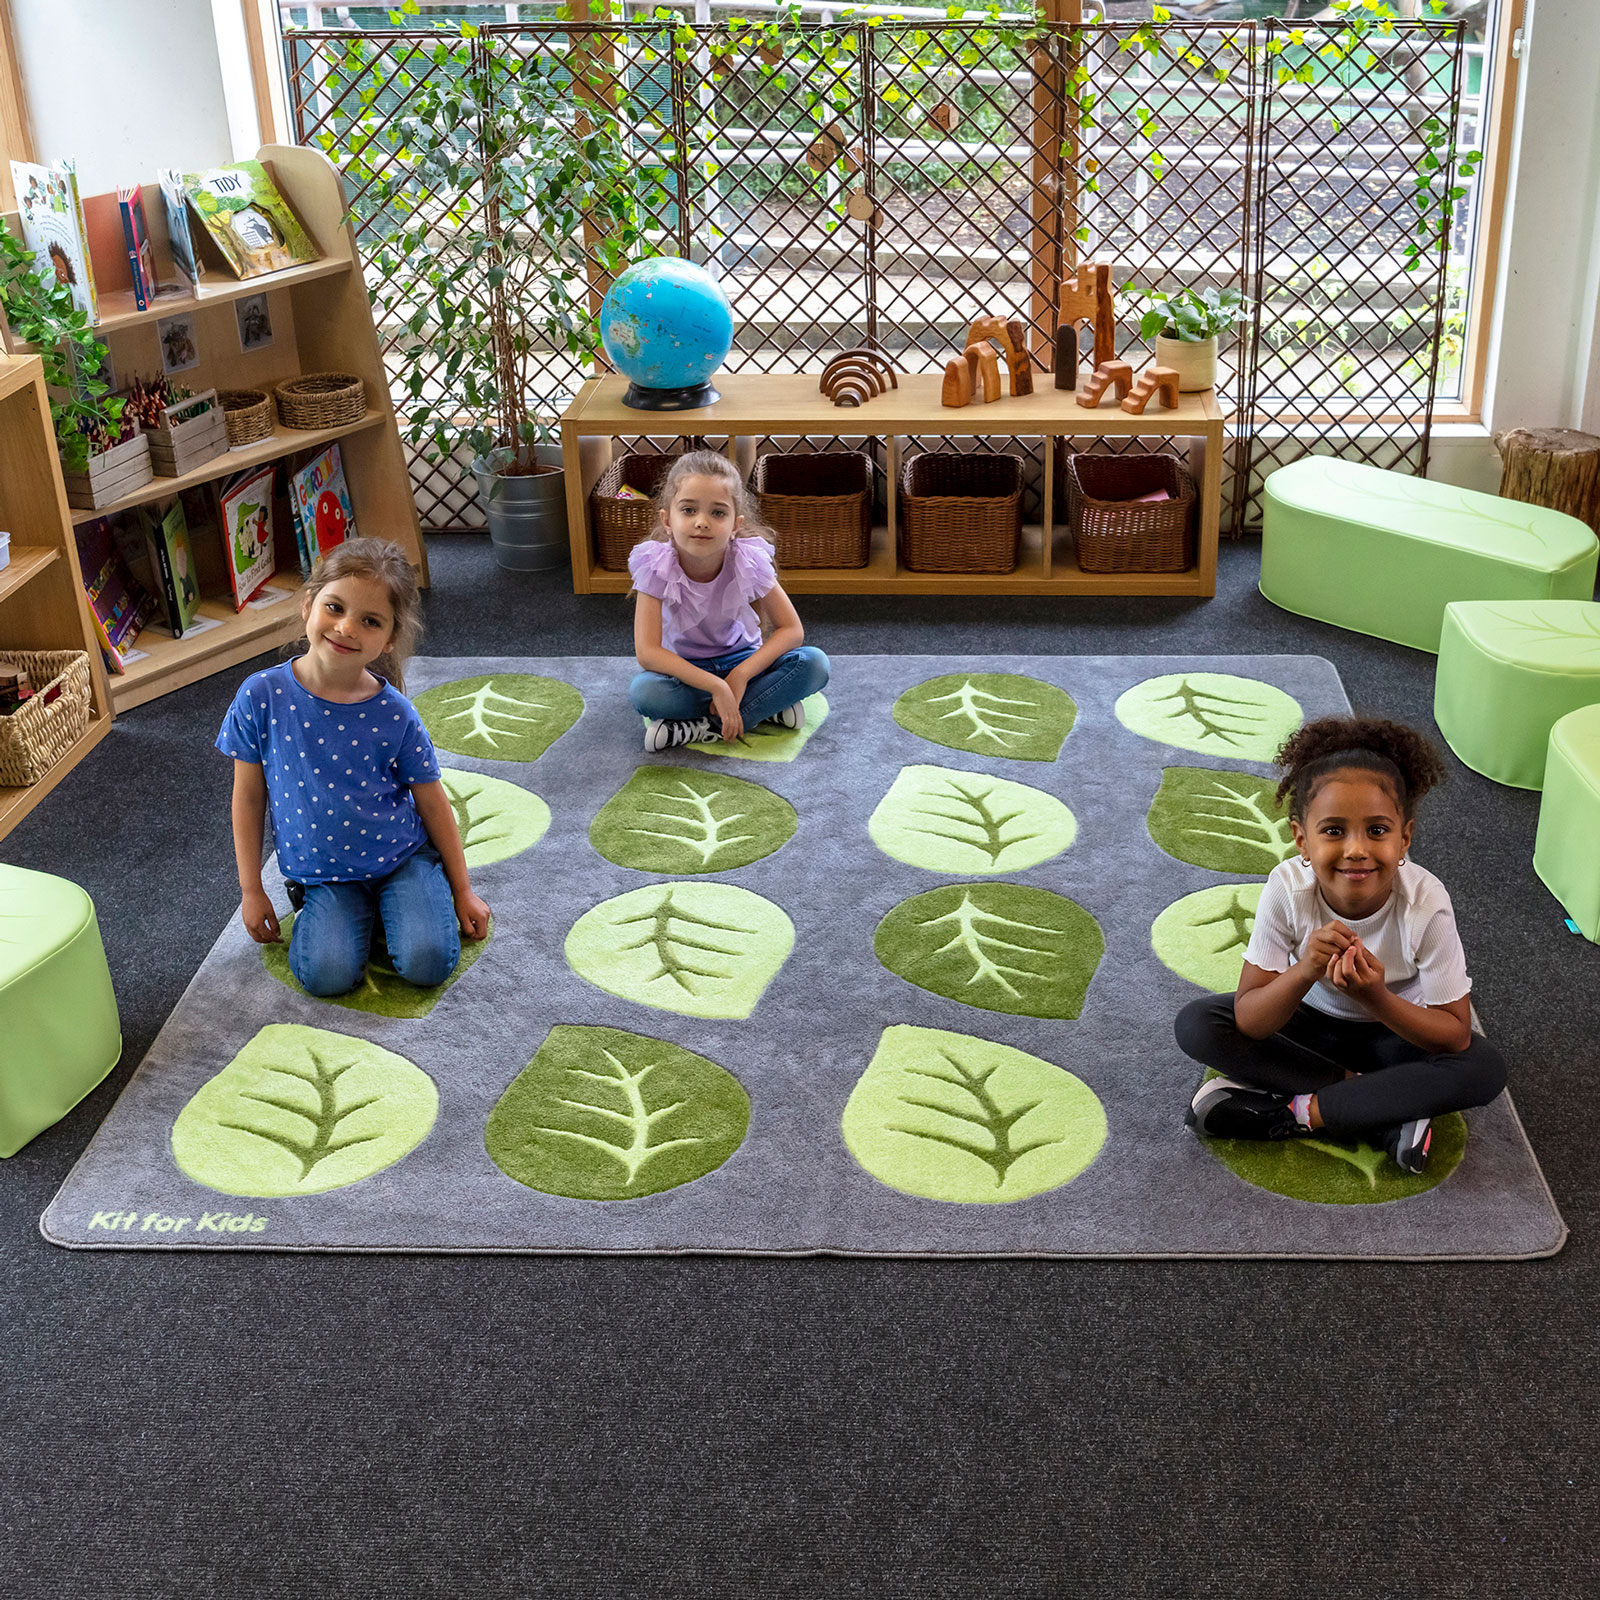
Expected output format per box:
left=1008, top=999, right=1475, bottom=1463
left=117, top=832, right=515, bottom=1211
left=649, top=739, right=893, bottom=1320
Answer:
left=472, top=445, right=570, bottom=572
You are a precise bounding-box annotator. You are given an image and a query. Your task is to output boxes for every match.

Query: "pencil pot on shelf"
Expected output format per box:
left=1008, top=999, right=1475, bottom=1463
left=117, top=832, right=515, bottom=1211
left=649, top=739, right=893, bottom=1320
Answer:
left=590, top=452, right=675, bottom=570
left=752, top=450, right=873, bottom=569
left=0, top=651, right=92, bottom=787
left=60, top=427, right=152, bottom=511
left=898, top=450, right=1024, bottom=573
left=1063, top=450, right=1195, bottom=574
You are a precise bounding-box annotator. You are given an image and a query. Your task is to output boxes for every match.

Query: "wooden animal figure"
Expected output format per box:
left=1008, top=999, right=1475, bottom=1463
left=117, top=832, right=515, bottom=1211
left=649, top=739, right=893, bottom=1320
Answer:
left=1057, top=261, right=1118, bottom=370
left=820, top=347, right=898, bottom=407
left=1075, top=359, right=1134, bottom=410
left=1054, top=325, right=1079, bottom=391
left=1120, top=365, right=1181, bottom=416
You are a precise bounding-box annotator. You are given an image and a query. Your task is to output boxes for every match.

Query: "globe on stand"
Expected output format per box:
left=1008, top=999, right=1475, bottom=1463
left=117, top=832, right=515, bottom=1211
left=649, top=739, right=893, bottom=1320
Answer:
left=599, top=257, right=735, bottom=411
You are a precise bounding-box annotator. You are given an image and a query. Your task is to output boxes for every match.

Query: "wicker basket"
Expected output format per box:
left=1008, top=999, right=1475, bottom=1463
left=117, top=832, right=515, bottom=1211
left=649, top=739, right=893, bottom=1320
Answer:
left=0, top=651, right=93, bottom=787
left=898, top=450, right=1024, bottom=573
left=752, top=450, right=873, bottom=568
left=275, top=372, right=368, bottom=430
left=217, top=389, right=274, bottom=446
left=1063, top=451, right=1195, bottom=574
left=590, top=453, right=675, bottom=570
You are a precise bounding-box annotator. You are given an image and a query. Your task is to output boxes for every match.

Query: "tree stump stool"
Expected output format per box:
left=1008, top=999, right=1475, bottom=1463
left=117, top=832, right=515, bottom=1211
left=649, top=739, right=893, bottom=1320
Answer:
left=1495, top=428, right=1600, bottom=535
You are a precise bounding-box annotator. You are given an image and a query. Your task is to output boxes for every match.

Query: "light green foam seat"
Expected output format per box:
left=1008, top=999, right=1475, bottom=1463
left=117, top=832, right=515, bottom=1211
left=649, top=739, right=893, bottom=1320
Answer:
left=1261, top=458, right=1598, bottom=653
left=1534, top=704, right=1600, bottom=942
left=0, top=862, right=121, bottom=1157
left=1435, top=601, right=1600, bottom=788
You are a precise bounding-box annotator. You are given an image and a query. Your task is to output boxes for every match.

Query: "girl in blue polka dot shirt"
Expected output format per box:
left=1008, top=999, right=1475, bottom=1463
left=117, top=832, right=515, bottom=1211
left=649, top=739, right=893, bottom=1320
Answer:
left=217, top=538, right=490, bottom=997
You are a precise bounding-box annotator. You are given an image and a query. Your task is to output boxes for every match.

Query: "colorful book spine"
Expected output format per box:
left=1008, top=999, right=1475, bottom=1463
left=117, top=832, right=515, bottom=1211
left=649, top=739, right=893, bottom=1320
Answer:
left=119, top=191, right=148, bottom=310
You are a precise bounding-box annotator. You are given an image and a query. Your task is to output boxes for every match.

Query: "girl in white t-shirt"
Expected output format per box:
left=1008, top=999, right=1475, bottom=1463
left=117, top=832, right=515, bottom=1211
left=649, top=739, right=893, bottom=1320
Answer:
left=1177, top=716, right=1506, bottom=1174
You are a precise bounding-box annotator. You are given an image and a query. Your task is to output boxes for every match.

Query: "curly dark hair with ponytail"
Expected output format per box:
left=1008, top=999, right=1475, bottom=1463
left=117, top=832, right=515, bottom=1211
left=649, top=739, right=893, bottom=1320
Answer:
left=1274, top=716, right=1447, bottom=822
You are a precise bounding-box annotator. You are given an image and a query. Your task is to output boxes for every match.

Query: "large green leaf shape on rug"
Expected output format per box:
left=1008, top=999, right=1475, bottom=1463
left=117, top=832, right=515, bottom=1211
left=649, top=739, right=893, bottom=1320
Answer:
left=263, top=914, right=490, bottom=1018
left=686, top=692, right=830, bottom=761
left=1151, top=884, right=1263, bottom=992
left=485, top=1025, right=750, bottom=1200
left=439, top=768, right=550, bottom=868
left=892, top=673, right=1077, bottom=761
left=566, top=882, right=794, bottom=1019
left=171, top=1024, right=437, bottom=1197
left=869, top=764, right=1076, bottom=873
left=590, top=765, right=797, bottom=874
left=1202, top=1109, right=1468, bottom=1205
left=1147, top=766, right=1295, bottom=873
left=875, top=883, right=1104, bottom=1018
left=415, top=673, right=583, bottom=761
left=1116, top=672, right=1302, bottom=760
left=842, top=1026, right=1106, bottom=1203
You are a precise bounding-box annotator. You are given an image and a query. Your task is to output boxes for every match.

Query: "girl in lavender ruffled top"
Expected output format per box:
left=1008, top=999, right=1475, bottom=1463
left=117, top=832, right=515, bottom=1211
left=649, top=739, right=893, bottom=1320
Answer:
left=628, top=450, right=830, bottom=751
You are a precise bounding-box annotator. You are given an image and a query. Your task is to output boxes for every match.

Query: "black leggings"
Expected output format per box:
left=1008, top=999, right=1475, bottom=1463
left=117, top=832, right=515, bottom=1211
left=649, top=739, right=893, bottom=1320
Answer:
left=1174, top=994, right=1507, bottom=1133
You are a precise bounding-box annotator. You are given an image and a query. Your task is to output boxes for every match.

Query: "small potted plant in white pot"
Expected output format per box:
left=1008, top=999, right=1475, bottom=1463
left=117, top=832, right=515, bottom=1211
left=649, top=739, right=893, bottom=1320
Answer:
left=1137, top=284, right=1248, bottom=393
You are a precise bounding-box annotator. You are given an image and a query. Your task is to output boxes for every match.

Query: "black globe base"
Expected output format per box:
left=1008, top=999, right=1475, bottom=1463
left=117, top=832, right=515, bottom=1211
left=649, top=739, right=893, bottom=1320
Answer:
left=620, top=380, right=721, bottom=412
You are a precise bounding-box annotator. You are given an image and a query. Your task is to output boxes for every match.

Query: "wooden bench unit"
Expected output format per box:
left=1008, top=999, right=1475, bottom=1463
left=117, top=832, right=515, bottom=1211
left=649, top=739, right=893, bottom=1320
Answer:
left=559, top=373, right=1226, bottom=597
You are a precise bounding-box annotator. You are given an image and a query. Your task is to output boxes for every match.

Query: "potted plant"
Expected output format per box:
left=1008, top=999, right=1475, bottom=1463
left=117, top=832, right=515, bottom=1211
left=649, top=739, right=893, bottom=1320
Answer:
left=0, top=224, right=148, bottom=499
left=1136, top=284, right=1248, bottom=393
left=356, top=37, right=667, bottom=570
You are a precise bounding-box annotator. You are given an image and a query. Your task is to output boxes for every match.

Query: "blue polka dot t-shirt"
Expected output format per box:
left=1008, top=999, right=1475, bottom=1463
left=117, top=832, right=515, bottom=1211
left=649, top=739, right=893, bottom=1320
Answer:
left=217, top=660, right=440, bottom=884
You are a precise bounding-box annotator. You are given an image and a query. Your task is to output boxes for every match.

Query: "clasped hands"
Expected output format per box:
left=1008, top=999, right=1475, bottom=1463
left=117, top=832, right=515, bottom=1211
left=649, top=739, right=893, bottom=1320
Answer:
left=1302, top=921, right=1388, bottom=1004
left=709, top=667, right=752, bottom=743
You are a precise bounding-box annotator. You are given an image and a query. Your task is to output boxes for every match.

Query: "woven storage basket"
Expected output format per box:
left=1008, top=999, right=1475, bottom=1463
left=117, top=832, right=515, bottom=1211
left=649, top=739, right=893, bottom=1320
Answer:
left=753, top=450, right=873, bottom=568
left=216, top=389, right=274, bottom=446
left=898, top=450, right=1024, bottom=573
left=275, top=372, right=367, bottom=430
left=1064, top=451, right=1195, bottom=574
left=590, top=453, right=676, bottom=570
left=0, top=651, right=93, bottom=787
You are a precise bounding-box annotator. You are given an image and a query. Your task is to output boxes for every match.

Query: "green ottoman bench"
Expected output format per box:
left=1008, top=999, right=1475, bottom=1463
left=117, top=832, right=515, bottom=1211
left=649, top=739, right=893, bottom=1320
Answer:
left=0, top=862, right=121, bottom=1157
left=1435, top=601, right=1600, bottom=788
left=1534, top=704, right=1600, bottom=942
left=1261, top=458, right=1598, bottom=653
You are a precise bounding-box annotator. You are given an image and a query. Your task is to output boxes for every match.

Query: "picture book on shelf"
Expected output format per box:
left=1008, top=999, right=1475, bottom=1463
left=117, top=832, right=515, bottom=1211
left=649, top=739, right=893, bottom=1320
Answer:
left=157, top=168, right=204, bottom=285
left=181, top=162, right=320, bottom=279
left=9, top=158, right=99, bottom=323
left=138, top=500, right=202, bottom=636
left=74, top=517, right=154, bottom=672
left=116, top=184, right=157, bottom=309
left=288, top=444, right=356, bottom=574
left=219, top=464, right=278, bottom=608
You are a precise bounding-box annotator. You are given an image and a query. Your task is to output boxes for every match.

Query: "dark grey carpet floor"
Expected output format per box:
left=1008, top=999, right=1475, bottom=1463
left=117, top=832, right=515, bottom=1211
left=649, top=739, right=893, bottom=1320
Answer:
left=4, top=535, right=1597, bottom=1597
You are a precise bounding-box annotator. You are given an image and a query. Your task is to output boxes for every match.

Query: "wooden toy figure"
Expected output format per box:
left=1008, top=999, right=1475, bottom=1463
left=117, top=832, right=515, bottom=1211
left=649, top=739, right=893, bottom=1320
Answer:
left=820, top=347, right=898, bottom=408
left=1120, top=365, right=1181, bottom=415
left=940, top=316, right=1035, bottom=409
left=1058, top=261, right=1117, bottom=371
left=1075, top=359, right=1134, bottom=410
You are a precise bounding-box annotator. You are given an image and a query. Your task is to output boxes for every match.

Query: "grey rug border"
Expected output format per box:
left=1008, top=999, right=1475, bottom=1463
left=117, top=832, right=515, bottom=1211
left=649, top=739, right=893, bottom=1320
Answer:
left=37, top=650, right=1569, bottom=1263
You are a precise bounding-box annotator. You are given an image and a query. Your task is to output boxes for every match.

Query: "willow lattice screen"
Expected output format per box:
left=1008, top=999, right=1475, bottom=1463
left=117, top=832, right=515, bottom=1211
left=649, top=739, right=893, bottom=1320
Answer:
left=283, top=12, right=1467, bottom=534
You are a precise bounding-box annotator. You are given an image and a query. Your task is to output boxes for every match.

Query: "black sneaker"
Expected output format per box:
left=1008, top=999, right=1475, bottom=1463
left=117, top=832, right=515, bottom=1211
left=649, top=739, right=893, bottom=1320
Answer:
left=644, top=716, right=716, bottom=752
left=1384, top=1117, right=1433, bottom=1174
left=1187, top=1077, right=1303, bottom=1141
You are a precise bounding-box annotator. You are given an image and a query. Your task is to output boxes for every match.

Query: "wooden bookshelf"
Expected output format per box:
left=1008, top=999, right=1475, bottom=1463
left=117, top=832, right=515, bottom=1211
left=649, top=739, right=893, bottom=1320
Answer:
left=560, top=373, right=1226, bottom=597
left=1, top=144, right=425, bottom=713
left=0, top=354, right=113, bottom=842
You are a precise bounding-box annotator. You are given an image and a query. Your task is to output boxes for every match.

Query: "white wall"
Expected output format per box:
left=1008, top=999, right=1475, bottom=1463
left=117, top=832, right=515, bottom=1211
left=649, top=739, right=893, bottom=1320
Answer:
left=1483, top=0, right=1600, bottom=435
left=10, top=0, right=235, bottom=196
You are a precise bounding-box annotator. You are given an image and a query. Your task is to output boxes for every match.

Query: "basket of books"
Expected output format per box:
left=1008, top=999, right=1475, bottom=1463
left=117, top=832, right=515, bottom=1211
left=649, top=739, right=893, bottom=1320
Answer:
left=590, top=453, right=675, bottom=570
left=1063, top=451, right=1195, bottom=573
left=898, top=449, right=1024, bottom=573
left=752, top=450, right=873, bottom=568
left=0, top=651, right=93, bottom=787
left=275, top=372, right=367, bottom=431
left=217, top=389, right=274, bottom=446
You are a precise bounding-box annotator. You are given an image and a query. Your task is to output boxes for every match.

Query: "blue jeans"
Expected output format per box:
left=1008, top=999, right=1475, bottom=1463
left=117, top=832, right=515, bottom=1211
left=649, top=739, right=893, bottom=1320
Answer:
left=287, top=844, right=460, bottom=998
left=629, top=646, right=831, bottom=729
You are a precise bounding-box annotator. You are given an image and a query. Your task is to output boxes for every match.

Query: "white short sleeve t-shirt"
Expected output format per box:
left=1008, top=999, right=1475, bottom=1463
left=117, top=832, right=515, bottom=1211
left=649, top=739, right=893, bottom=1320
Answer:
left=1242, top=858, right=1472, bottom=1021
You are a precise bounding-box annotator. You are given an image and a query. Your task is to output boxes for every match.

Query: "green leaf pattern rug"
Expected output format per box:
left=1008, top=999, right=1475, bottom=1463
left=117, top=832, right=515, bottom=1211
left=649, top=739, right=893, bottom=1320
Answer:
left=42, top=656, right=1564, bottom=1258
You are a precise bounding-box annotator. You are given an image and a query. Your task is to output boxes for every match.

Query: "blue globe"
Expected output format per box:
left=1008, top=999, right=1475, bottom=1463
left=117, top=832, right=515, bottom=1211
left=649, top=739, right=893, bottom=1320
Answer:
left=600, top=257, right=734, bottom=409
